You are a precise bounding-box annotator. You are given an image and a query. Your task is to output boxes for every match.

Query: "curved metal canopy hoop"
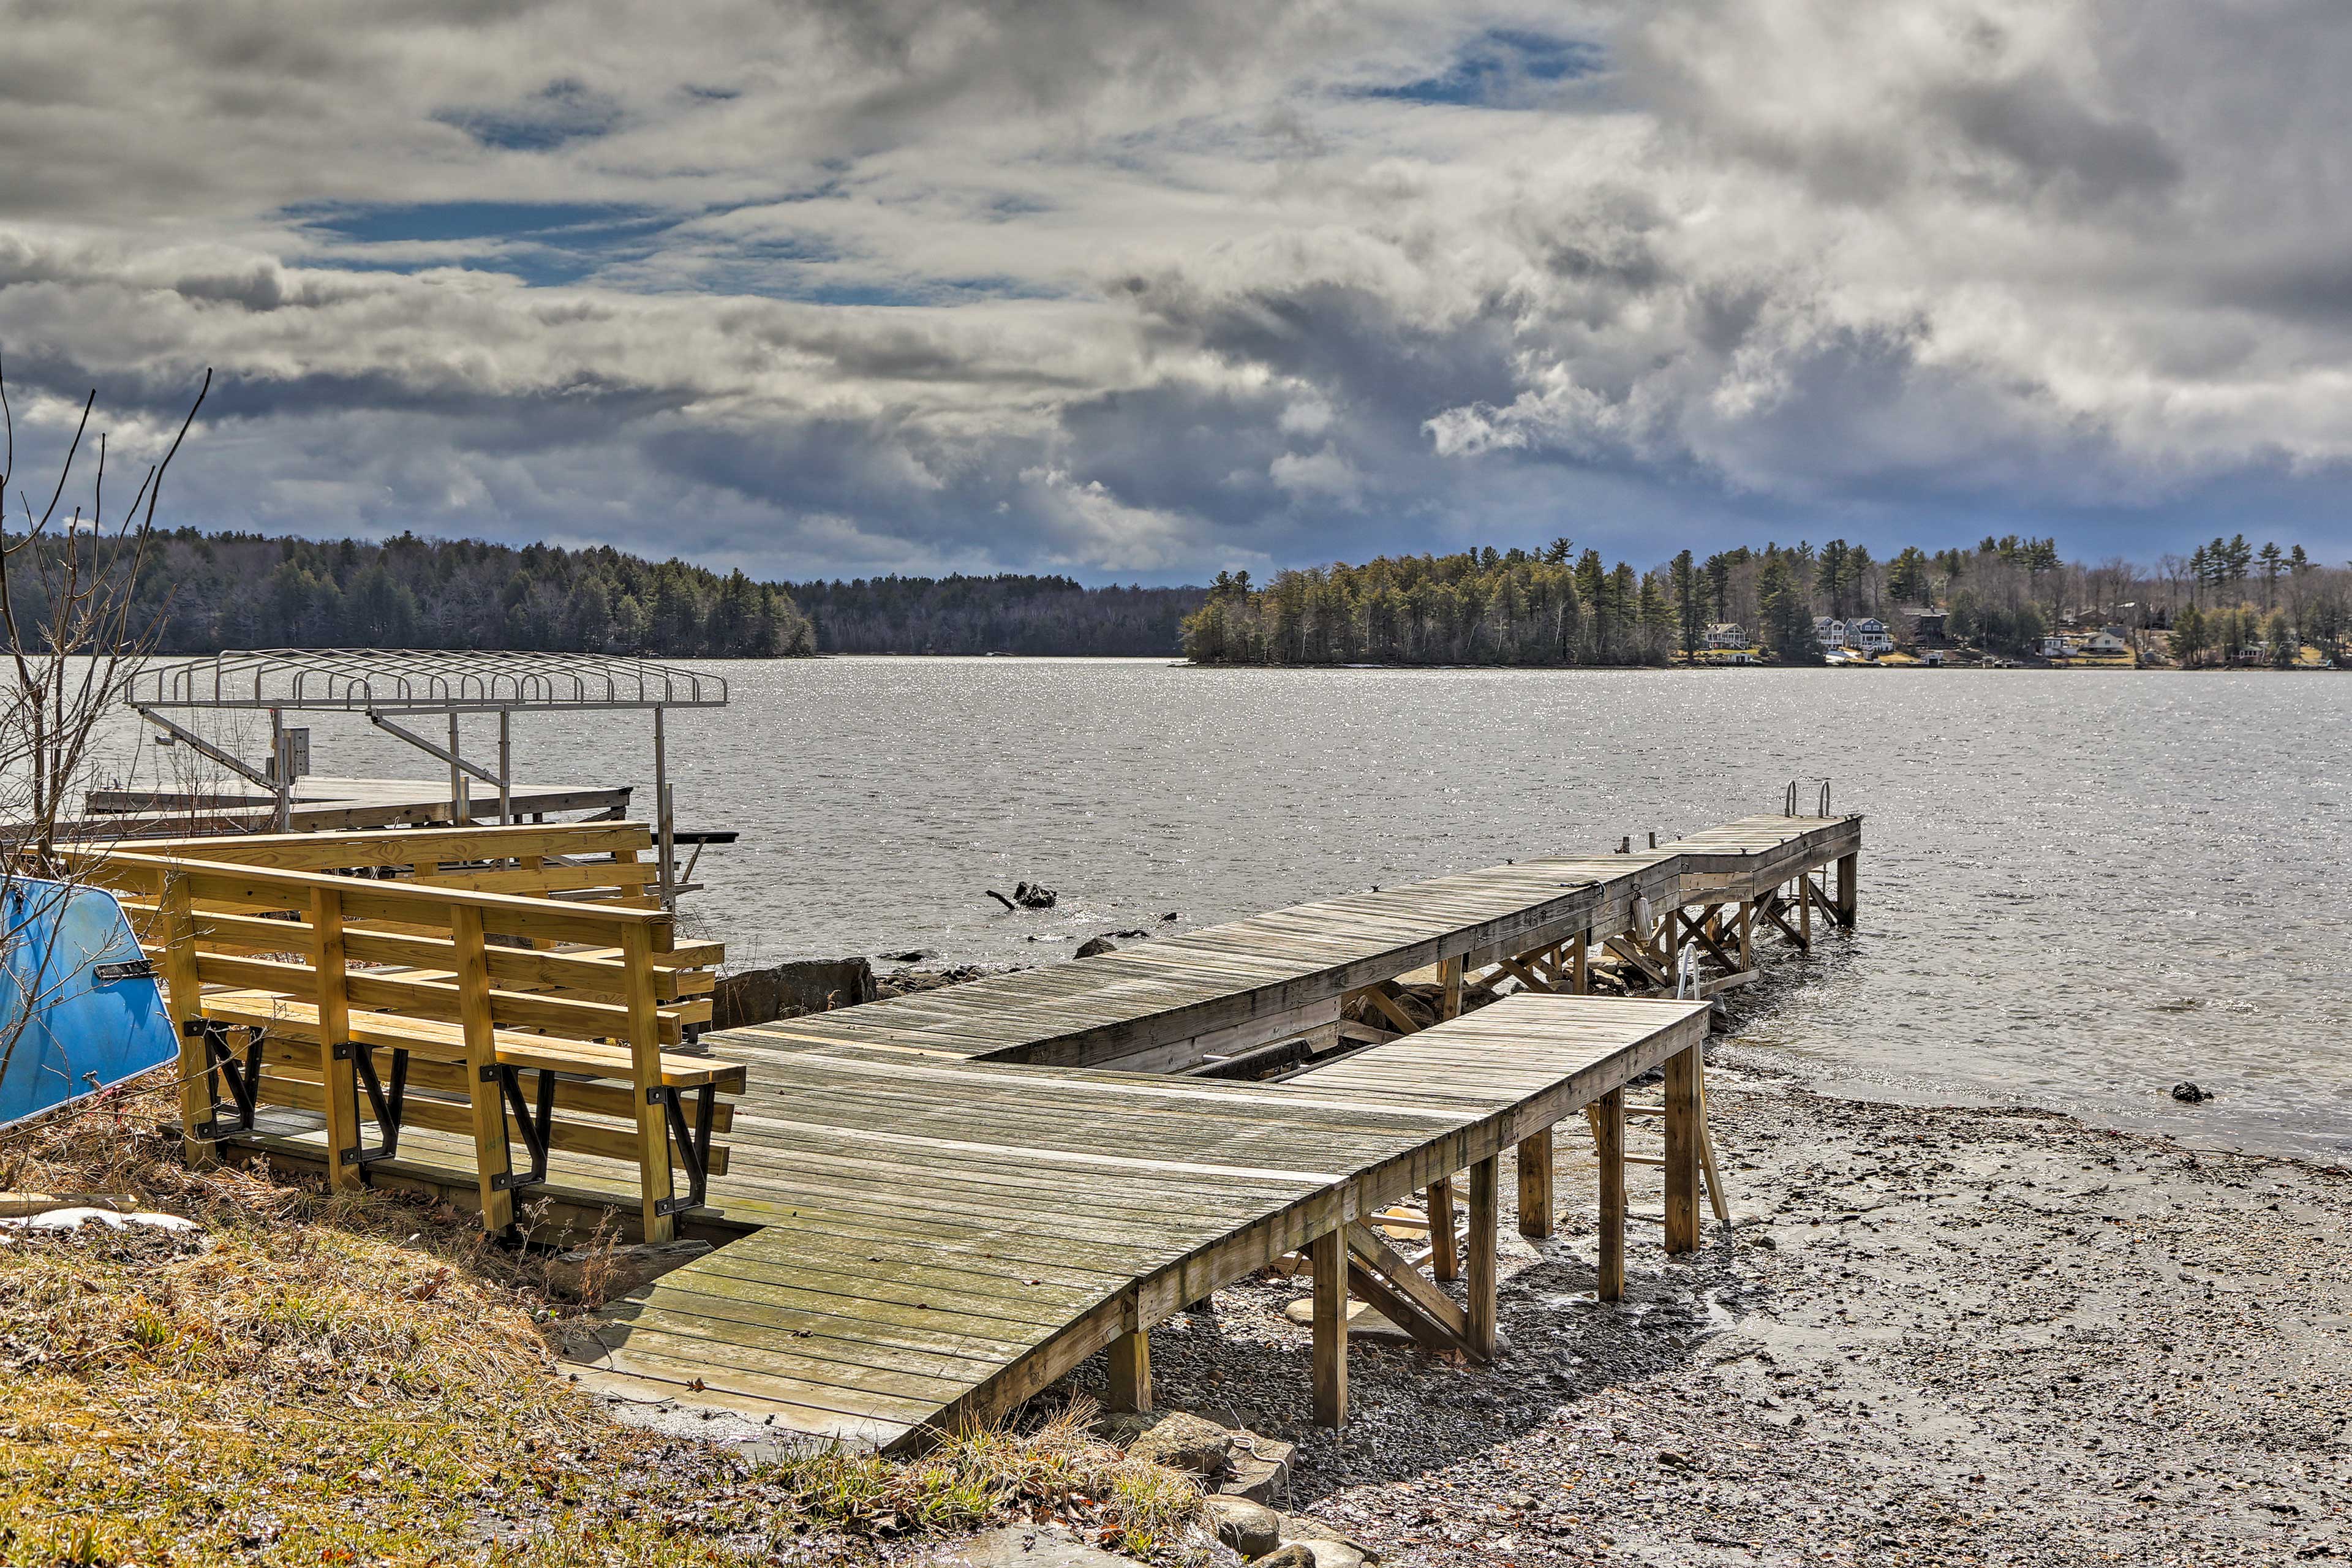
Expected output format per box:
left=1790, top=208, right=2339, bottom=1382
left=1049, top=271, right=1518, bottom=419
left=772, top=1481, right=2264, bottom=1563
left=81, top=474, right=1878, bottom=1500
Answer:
left=129, top=649, right=729, bottom=713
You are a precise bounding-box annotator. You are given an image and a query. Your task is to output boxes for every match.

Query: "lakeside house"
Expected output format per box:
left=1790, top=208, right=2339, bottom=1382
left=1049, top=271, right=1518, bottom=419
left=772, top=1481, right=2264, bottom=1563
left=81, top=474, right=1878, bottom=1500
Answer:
left=1704, top=622, right=1747, bottom=650
left=2039, top=627, right=2135, bottom=660
left=1813, top=616, right=1847, bottom=650
left=1847, top=616, right=1894, bottom=654
left=1899, top=606, right=1947, bottom=645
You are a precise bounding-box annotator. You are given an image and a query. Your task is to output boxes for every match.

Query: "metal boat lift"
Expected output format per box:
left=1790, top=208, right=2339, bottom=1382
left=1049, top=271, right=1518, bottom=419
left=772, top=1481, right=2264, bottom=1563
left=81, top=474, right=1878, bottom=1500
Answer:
left=127, top=650, right=729, bottom=908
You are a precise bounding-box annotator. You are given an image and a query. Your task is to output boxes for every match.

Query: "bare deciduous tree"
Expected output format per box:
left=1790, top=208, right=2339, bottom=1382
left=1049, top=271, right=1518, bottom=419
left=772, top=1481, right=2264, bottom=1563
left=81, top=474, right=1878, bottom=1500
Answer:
left=0, top=352, right=209, bottom=1112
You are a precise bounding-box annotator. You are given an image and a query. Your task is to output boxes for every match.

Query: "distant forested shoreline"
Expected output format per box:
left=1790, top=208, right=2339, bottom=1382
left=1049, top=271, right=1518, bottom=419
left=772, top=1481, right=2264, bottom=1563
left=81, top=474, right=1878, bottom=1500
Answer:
left=59, top=527, right=2339, bottom=668
left=1180, top=535, right=2352, bottom=668
left=54, top=529, right=1200, bottom=658
left=782, top=575, right=1204, bottom=656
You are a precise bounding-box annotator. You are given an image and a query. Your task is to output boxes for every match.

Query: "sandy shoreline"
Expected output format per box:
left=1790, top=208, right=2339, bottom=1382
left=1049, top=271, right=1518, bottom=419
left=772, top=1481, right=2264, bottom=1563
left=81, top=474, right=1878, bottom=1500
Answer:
left=1050, top=1056, right=2349, bottom=1566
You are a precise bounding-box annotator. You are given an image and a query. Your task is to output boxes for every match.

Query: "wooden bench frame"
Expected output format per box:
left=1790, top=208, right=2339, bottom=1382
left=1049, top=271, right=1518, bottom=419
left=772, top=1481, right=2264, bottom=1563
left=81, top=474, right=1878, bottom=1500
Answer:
left=72, top=835, right=731, bottom=1240
left=119, top=821, right=678, bottom=910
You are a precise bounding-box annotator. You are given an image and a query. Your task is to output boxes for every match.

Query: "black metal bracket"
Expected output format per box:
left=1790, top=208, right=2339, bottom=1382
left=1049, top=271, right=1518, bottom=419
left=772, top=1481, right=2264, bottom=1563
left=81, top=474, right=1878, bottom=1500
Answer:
left=491, top=1064, right=557, bottom=1193
left=654, top=1084, right=716, bottom=1215
left=203, top=1022, right=263, bottom=1134
left=337, top=1044, right=410, bottom=1169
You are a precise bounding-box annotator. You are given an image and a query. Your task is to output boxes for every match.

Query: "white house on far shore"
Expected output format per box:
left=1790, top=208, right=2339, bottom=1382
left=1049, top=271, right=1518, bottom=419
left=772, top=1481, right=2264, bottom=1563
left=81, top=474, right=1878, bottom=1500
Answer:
left=1813, top=616, right=1847, bottom=650
left=1704, top=622, right=1747, bottom=649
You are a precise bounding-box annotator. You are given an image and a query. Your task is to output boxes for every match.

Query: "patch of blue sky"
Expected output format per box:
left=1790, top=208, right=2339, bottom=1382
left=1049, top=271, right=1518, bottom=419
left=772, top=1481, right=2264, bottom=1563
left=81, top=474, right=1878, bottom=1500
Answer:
left=284, top=202, right=682, bottom=287
left=435, top=78, right=620, bottom=151
left=804, top=276, right=1057, bottom=306
left=1363, top=29, right=1604, bottom=107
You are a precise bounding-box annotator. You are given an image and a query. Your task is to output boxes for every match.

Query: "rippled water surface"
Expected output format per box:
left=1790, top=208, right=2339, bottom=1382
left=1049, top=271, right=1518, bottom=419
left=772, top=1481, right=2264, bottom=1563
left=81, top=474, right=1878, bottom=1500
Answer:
left=181, top=657, right=2352, bottom=1161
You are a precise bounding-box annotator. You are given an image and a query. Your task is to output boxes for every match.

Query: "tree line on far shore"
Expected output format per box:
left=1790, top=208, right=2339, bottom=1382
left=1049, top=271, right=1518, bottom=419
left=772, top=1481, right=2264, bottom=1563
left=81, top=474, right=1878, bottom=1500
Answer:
left=782, top=575, right=1203, bottom=656
left=45, top=530, right=818, bottom=658
left=32, top=523, right=2344, bottom=667
left=1180, top=533, right=2352, bottom=666
left=11, top=527, right=1204, bottom=660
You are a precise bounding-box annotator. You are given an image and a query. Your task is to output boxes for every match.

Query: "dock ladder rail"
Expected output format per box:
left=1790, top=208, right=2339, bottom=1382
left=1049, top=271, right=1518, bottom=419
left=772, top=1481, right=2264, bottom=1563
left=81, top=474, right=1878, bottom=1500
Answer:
left=1784, top=778, right=1833, bottom=817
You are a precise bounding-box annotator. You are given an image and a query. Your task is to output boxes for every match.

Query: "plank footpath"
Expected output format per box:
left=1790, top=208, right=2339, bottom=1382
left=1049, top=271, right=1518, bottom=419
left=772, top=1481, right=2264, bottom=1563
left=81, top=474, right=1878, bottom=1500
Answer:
left=569, top=995, right=1711, bottom=1447
left=218, top=814, right=1856, bottom=1450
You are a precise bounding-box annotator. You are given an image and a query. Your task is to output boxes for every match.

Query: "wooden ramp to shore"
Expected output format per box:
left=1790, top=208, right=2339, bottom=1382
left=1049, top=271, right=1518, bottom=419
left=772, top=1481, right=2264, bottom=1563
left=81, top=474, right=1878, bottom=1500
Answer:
left=569, top=996, right=1711, bottom=1447
left=207, top=812, right=1861, bottom=1450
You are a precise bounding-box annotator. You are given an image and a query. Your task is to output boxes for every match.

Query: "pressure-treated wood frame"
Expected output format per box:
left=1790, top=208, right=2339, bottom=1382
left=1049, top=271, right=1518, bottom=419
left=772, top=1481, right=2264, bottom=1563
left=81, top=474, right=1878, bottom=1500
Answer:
left=67, top=824, right=733, bottom=1240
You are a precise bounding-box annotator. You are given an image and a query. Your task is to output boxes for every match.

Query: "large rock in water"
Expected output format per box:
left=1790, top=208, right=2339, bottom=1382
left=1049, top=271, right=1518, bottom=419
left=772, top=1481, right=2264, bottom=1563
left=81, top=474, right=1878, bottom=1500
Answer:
left=712, top=958, right=877, bottom=1028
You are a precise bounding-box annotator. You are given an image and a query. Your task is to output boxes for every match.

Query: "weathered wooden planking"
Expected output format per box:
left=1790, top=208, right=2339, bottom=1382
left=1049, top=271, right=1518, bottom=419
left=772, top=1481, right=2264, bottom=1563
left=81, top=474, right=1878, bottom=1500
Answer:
left=748, top=815, right=1855, bottom=1069
left=212, top=815, right=1853, bottom=1455
left=581, top=992, right=1711, bottom=1450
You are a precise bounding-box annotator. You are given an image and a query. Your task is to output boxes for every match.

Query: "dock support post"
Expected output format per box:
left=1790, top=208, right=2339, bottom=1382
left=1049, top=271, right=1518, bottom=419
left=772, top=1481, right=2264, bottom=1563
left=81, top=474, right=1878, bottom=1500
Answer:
left=1438, top=956, right=1463, bottom=1020
left=1467, top=1156, right=1499, bottom=1357
left=1663, top=1040, right=1703, bottom=1254
left=1797, top=876, right=1813, bottom=949
left=311, top=886, right=363, bottom=1192
left=1738, top=899, right=1754, bottom=971
left=158, top=871, right=217, bottom=1169
left=451, top=906, right=515, bottom=1232
left=1426, top=1176, right=1459, bottom=1281
left=1311, top=1230, right=1347, bottom=1428
left=621, top=921, right=677, bottom=1244
left=1594, top=1088, right=1625, bottom=1300
left=497, top=706, right=513, bottom=826
left=1835, top=851, right=1858, bottom=929
left=1107, top=1329, right=1153, bottom=1414
left=1515, top=1128, right=1554, bottom=1240
left=1572, top=926, right=1589, bottom=994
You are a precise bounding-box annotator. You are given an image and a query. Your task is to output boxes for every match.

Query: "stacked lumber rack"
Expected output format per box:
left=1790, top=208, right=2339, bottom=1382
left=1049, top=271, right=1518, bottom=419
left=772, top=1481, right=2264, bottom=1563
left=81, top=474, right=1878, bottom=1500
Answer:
left=69, top=821, right=733, bottom=1241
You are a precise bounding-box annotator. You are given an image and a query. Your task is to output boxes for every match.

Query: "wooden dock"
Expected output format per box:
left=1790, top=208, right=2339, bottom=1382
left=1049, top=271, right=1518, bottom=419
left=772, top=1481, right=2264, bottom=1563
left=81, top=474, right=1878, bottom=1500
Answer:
left=86, top=775, right=631, bottom=834
left=206, top=812, right=1861, bottom=1450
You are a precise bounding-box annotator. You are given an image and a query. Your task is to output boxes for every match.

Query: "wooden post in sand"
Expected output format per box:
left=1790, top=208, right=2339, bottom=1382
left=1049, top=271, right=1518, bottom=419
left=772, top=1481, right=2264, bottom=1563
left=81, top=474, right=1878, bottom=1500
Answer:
left=1311, top=1230, right=1348, bottom=1427
left=1516, top=1127, right=1555, bottom=1240
left=1594, top=1087, right=1626, bottom=1299
left=1663, top=1041, right=1703, bottom=1254
left=1468, top=1156, right=1499, bottom=1357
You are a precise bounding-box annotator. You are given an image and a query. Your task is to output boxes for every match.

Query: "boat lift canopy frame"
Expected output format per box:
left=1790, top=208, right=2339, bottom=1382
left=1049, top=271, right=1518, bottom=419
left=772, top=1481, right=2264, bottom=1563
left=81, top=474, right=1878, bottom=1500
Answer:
left=129, top=650, right=728, bottom=907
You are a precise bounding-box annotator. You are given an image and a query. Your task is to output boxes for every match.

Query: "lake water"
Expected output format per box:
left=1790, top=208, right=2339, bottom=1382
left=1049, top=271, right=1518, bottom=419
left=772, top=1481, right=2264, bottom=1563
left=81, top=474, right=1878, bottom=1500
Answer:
left=135, top=657, right=2352, bottom=1163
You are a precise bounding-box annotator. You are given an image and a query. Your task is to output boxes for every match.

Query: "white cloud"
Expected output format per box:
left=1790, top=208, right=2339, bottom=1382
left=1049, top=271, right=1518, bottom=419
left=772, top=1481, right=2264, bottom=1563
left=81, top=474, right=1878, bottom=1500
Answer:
left=1, top=0, right=2350, bottom=578
left=1270, top=443, right=1363, bottom=506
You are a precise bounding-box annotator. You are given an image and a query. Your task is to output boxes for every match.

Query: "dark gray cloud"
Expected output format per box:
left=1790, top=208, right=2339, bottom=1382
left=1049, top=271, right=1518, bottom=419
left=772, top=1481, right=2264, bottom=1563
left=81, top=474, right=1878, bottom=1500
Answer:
left=1, top=0, right=2348, bottom=581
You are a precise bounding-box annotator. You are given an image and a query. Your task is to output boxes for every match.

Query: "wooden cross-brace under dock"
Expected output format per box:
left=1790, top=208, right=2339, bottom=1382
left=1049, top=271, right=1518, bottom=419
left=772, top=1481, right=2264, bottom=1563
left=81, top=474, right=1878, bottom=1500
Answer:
left=218, top=813, right=1861, bottom=1450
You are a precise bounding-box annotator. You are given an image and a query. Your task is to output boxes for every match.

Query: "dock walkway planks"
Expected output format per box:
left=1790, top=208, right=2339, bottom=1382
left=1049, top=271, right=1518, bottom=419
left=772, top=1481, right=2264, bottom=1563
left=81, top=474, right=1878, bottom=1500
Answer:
left=737, top=813, right=1858, bottom=1071
left=211, top=813, right=1858, bottom=1450
left=569, top=995, right=1711, bottom=1448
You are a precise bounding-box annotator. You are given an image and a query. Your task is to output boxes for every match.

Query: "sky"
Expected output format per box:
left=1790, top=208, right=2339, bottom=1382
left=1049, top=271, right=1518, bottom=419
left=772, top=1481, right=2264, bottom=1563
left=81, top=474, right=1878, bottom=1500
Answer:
left=2, top=0, right=2350, bottom=585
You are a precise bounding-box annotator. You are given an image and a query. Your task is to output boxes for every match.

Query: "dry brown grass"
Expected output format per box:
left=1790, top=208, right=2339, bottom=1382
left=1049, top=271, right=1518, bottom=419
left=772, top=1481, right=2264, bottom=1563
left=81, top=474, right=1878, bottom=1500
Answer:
left=0, top=1076, right=1204, bottom=1566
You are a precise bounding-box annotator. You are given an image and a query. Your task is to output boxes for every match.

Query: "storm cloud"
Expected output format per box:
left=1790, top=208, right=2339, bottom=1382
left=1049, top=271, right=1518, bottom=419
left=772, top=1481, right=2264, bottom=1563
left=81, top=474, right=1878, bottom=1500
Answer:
left=2, top=0, right=2348, bottom=579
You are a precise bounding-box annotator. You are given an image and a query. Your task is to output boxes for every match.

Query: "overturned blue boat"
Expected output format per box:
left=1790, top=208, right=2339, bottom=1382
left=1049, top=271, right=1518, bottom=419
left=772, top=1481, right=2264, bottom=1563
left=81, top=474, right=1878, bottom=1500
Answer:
left=0, top=878, right=178, bottom=1129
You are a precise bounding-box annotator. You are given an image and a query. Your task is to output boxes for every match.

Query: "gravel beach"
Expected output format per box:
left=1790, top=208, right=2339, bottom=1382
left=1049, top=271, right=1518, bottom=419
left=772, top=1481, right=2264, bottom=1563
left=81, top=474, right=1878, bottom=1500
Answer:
left=1059, top=1060, right=2350, bottom=1567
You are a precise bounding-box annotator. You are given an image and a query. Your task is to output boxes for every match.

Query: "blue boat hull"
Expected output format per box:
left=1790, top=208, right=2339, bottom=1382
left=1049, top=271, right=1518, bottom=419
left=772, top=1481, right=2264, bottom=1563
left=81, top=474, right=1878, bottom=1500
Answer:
left=0, top=878, right=178, bottom=1129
